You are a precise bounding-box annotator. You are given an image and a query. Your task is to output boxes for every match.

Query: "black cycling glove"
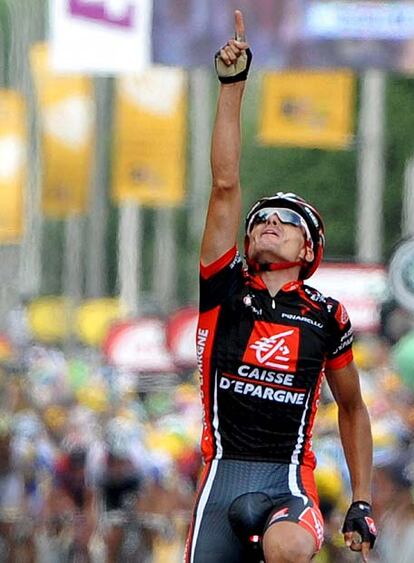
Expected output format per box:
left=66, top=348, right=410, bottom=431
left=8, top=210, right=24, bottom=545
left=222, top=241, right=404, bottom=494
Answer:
left=342, top=500, right=377, bottom=548
left=215, top=46, right=252, bottom=84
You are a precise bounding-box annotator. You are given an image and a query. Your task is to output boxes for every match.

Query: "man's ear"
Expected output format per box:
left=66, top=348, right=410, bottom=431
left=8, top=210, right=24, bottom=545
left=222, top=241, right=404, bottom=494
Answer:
left=304, top=245, right=314, bottom=264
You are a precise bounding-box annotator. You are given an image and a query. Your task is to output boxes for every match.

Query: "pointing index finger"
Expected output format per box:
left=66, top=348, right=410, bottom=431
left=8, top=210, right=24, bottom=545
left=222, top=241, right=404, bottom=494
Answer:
left=234, top=10, right=245, bottom=42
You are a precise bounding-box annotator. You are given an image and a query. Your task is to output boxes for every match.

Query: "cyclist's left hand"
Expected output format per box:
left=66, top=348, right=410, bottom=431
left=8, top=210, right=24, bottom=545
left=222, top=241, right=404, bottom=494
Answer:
left=215, top=10, right=251, bottom=83
left=342, top=501, right=377, bottom=562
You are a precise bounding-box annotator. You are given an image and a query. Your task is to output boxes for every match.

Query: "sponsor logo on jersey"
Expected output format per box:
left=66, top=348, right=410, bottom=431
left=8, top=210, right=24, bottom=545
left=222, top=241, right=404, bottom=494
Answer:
left=218, top=376, right=306, bottom=404
left=331, top=327, right=353, bottom=356
left=196, top=327, right=210, bottom=434
left=268, top=507, right=289, bottom=525
left=196, top=327, right=209, bottom=375
left=335, top=303, right=349, bottom=329
left=243, top=294, right=262, bottom=315
left=304, top=287, right=326, bottom=303
left=299, top=506, right=324, bottom=549
left=243, top=322, right=299, bottom=372
left=365, top=516, right=377, bottom=536
left=230, top=253, right=242, bottom=269
left=281, top=312, right=324, bottom=329
left=237, top=365, right=295, bottom=386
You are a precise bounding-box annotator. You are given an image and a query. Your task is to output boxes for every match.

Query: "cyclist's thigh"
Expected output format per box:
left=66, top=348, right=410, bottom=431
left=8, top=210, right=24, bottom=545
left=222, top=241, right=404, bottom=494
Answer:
left=264, top=494, right=324, bottom=553
left=185, top=460, right=254, bottom=563
left=186, top=458, right=301, bottom=563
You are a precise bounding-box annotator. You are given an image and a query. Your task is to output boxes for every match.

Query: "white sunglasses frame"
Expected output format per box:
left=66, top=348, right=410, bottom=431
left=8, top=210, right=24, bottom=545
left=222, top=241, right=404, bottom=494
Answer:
left=247, top=207, right=313, bottom=247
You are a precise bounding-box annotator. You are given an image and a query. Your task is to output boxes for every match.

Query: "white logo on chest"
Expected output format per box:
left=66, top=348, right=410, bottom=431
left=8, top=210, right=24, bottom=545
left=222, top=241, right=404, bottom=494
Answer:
left=250, top=329, right=295, bottom=369
left=243, top=294, right=262, bottom=316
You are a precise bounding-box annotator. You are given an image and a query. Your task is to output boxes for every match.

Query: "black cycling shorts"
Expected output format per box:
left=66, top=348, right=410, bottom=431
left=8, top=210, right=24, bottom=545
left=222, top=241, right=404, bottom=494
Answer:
left=184, top=459, right=324, bottom=563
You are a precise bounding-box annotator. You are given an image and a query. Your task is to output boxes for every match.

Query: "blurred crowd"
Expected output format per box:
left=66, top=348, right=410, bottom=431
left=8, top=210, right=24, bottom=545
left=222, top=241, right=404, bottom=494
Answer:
left=0, top=322, right=413, bottom=561
left=314, top=336, right=414, bottom=563
left=0, top=340, right=201, bottom=562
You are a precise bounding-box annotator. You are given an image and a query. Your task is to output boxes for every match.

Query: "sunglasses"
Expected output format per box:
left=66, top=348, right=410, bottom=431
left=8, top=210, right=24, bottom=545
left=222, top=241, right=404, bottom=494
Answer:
left=247, top=207, right=313, bottom=246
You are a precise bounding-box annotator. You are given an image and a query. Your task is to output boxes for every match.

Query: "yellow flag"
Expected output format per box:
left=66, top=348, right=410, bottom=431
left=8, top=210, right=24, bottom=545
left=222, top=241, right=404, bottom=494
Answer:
left=112, top=67, right=187, bottom=206
left=0, top=90, right=26, bottom=244
left=258, top=70, right=354, bottom=149
left=30, top=43, right=94, bottom=217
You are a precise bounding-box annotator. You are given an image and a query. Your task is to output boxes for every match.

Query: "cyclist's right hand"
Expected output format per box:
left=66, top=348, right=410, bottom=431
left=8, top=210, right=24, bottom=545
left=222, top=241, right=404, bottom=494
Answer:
left=215, top=10, right=252, bottom=83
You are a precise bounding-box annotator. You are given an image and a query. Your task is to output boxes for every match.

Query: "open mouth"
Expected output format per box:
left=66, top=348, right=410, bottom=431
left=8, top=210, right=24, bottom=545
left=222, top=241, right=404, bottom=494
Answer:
left=262, top=229, right=280, bottom=238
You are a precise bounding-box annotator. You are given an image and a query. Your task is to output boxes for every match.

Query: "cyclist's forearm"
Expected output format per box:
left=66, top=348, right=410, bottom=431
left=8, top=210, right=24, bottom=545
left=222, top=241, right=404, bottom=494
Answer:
left=211, top=82, right=245, bottom=191
left=338, top=403, right=373, bottom=502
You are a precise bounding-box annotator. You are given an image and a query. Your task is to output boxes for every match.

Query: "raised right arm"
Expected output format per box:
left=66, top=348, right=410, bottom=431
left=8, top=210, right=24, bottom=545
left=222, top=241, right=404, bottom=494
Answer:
left=200, top=10, right=250, bottom=266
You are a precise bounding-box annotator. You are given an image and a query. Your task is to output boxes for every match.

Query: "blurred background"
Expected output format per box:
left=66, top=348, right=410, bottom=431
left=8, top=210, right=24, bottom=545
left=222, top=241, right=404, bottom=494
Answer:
left=0, top=0, right=414, bottom=561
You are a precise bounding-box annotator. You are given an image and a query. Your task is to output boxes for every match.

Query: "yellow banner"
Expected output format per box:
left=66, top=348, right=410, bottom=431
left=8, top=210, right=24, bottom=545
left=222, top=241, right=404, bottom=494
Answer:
left=27, top=296, right=123, bottom=346
left=76, top=298, right=123, bottom=347
left=30, top=43, right=94, bottom=217
left=258, top=70, right=355, bottom=149
left=112, top=67, right=187, bottom=206
left=27, top=296, right=68, bottom=343
left=0, top=90, right=26, bottom=244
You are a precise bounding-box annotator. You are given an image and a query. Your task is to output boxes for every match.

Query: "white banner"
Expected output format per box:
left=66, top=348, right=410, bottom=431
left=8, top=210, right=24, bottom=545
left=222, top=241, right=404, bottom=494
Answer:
left=103, top=318, right=175, bottom=372
left=311, top=263, right=388, bottom=333
left=49, top=0, right=153, bottom=74
left=306, top=2, right=414, bottom=40
left=166, top=307, right=198, bottom=368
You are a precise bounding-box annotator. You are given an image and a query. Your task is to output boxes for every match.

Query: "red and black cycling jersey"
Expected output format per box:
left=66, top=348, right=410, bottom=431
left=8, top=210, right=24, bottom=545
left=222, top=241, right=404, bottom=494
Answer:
left=197, top=247, right=353, bottom=467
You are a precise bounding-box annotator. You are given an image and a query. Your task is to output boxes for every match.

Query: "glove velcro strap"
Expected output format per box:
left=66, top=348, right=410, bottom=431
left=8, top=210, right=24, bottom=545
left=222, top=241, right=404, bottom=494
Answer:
left=350, top=500, right=371, bottom=510
left=215, top=48, right=252, bottom=84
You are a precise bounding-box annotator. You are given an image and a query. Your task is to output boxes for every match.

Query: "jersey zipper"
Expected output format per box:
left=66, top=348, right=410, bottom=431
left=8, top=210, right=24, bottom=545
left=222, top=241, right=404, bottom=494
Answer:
left=272, top=298, right=275, bottom=310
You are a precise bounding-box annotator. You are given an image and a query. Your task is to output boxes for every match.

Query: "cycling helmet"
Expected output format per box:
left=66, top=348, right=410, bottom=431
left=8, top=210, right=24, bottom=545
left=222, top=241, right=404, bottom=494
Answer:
left=244, top=192, right=325, bottom=279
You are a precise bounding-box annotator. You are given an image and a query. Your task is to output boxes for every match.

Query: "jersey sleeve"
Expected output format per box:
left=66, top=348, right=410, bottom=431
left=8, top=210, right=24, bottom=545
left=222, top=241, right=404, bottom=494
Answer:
left=199, top=246, right=243, bottom=312
left=325, top=299, right=354, bottom=370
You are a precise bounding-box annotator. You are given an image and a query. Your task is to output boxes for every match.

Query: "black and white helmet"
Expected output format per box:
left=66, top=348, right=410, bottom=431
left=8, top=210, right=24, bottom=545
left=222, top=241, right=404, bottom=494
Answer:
left=245, top=192, right=325, bottom=279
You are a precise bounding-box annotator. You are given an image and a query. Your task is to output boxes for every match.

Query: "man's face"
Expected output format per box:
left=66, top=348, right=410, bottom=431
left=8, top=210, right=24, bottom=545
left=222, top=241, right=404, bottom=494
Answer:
left=247, top=210, right=314, bottom=265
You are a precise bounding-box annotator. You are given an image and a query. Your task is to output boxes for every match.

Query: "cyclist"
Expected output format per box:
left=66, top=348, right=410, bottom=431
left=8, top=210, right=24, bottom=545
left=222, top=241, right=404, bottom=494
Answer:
left=47, top=437, right=96, bottom=562
left=185, top=10, right=376, bottom=563
left=96, top=446, right=144, bottom=563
